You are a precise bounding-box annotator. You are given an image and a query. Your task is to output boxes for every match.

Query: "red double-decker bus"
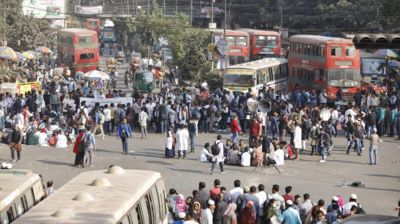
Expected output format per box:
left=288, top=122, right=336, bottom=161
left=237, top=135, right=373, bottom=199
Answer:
left=238, top=28, right=281, bottom=60
left=288, top=35, right=361, bottom=101
left=210, top=29, right=250, bottom=65
left=86, top=18, right=101, bottom=37
left=57, top=28, right=100, bottom=73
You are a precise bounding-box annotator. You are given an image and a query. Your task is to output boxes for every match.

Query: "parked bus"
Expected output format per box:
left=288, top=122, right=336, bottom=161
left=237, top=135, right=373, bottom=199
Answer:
left=238, top=28, right=282, bottom=60
left=57, top=28, right=100, bottom=73
left=86, top=18, right=101, bottom=37
left=288, top=35, right=361, bottom=100
left=223, top=58, right=288, bottom=94
left=13, top=166, right=168, bottom=224
left=0, top=170, right=45, bottom=224
left=209, top=29, right=250, bottom=65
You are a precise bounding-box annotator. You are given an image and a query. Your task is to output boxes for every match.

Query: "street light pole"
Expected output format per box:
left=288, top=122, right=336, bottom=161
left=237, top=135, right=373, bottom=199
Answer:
left=190, top=0, right=193, bottom=26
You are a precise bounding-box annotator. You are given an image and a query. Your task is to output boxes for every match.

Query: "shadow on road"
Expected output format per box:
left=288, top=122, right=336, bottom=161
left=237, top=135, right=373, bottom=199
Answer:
left=38, top=159, right=73, bottom=167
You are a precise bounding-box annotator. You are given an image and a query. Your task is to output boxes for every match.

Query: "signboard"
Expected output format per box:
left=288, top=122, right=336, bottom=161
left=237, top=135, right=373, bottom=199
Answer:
left=361, top=58, right=386, bottom=76
left=79, top=97, right=133, bottom=111
left=215, top=37, right=229, bottom=57
left=22, top=0, right=65, bottom=19
left=75, top=6, right=103, bottom=15
left=17, top=82, right=41, bottom=95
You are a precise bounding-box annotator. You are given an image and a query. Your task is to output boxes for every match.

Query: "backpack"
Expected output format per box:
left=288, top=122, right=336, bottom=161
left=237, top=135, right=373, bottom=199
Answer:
left=192, top=108, right=201, bottom=119
left=84, top=133, right=92, bottom=149
left=211, top=142, right=220, bottom=156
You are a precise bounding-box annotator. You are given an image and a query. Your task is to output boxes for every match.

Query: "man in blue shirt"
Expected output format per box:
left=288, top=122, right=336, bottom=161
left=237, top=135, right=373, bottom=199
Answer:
left=279, top=200, right=302, bottom=224
left=241, top=186, right=260, bottom=220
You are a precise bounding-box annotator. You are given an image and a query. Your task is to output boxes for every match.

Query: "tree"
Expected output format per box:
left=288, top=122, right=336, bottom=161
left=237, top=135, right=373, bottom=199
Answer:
left=0, top=0, right=56, bottom=50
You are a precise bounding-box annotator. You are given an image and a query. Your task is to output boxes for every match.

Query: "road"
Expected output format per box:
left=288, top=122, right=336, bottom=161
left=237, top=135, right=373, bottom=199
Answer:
left=1, top=131, right=399, bottom=216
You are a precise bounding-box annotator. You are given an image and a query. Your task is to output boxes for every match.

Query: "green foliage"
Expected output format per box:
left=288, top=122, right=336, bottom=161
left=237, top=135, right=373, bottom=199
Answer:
left=114, top=6, right=210, bottom=81
left=1, top=0, right=56, bottom=50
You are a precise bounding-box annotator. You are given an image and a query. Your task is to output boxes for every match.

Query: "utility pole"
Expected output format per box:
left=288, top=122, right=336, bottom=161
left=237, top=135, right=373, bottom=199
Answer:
left=163, top=0, right=166, bottom=14
left=1, top=1, right=8, bottom=46
left=175, top=0, right=178, bottom=14
left=190, top=0, right=193, bottom=26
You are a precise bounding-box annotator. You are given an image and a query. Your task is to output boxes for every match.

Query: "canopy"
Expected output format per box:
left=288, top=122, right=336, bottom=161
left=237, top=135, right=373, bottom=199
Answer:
left=374, top=49, right=399, bottom=58
left=83, top=70, right=110, bottom=80
left=22, top=51, right=36, bottom=60
left=0, top=46, right=17, bottom=60
left=388, top=60, right=400, bottom=68
left=35, top=46, right=53, bottom=54
left=14, top=52, right=25, bottom=61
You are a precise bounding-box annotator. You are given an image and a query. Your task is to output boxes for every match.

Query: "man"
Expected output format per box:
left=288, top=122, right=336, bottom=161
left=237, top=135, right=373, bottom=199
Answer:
left=83, top=126, right=96, bottom=167
left=103, top=104, right=111, bottom=135
left=210, top=179, right=221, bottom=201
left=138, top=107, right=148, bottom=139
left=268, top=184, right=284, bottom=210
left=300, top=193, right=314, bottom=223
left=200, top=199, right=215, bottom=224
left=249, top=118, right=262, bottom=145
left=255, top=184, right=267, bottom=223
left=343, top=194, right=365, bottom=216
left=369, top=128, right=379, bottom=165
left=230, top=179, right=244, bottom=204
left=198, top=182, right=210, bottom=209
left=293, top=121, right=302, bottom=160
left=10, top=125, right=22, bottom=162
left=327, top=196, right=342, bottom=217
left=210, top=135, right=225, bottom=174
left=241, top=186, right=260, bottom=221
left=283, top=186, right=295, bottom=203
left=230, top=114, right=241, bottom=144
left=270, top=112, right=279, bottom=139
left=117, top=118, right=132, bottom=155
left=93, top=107, right=105, bottom=140
left=279, top=200, right=302, bottom=224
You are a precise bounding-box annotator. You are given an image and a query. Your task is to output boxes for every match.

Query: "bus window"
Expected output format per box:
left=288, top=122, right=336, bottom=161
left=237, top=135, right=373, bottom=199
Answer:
left=25, top=189, right=35, bottom=208
left=226, top=36, right=235, bottom=46
left=346, top=47, right=355, bottom=57
left=78, top=36, right=93, bottom=44
left=118, top=215, right=130, bottom=224
left=0, top=211, right=9, bottom=224
left=134, top=203, right=144, bottom=224
left=80, top=53, right=95, bottom=60
left=150, top=187, right=160, bottom=223
left=145, top=194, right=155, bottom=224
left=236, top=36, right=247, bottom=46
left=330, top=47, right=342, bottom=56
left=6, top=206, right=15, bottom=223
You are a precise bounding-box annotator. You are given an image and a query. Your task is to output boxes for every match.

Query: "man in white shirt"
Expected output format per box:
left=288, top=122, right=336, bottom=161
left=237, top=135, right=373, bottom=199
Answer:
left=344, top=105, right=358, bottom=124
left=229, top=179, right=244, bottom=203
left=268, top=184, right=285, bottom=210
left=256, top=184, right=267, bottom=220
left=138, top=107, right=148, bottom=139
left=240, top=147, right=251, bottom=167
left=200, top=199, right=215, bottom=224
left=273, top=146, right=285, bottom=166
left=343, top=194, right=361, bottom=216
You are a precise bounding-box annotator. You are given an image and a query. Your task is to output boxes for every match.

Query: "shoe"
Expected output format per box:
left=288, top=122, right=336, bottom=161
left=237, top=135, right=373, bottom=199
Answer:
left=11, top=159, right=17, bottom=163
left=221, top=171, right=226, bottom=174
left=319, top=160, right=325, bottom=163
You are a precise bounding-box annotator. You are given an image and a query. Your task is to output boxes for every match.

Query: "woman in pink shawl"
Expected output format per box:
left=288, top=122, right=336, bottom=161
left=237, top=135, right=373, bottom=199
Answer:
left=175, top=194, right=187, bottom=215
left=223, top=202, right=237, bottom=224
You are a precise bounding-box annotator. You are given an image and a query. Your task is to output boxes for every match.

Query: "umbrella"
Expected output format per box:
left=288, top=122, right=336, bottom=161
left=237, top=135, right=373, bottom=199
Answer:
left=35, top=46, right=53, bottom=54
left=13, top=51, right=25, bottom=62
left=83, top=70, right=110, bottom=80
left=22, top=51, right=36, bottom=60
left=52, top=67, right=65, bottom=76
left=374, top=49, right=399, bottom=58
left=0, top=46, right=17, bottom=60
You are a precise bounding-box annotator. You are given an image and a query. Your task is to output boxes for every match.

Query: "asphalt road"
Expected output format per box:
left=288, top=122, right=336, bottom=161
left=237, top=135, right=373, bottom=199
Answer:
left=1, top=131, right=399, bottom=216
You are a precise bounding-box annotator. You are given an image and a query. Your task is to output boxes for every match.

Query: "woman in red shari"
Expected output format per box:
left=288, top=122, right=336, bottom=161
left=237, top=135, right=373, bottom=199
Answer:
left=241, top=200, right=256, bottom=224
left=73, top=130, right=85, bottom=167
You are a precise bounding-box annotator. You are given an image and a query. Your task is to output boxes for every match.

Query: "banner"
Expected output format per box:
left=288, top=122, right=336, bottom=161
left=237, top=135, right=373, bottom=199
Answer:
left=75, top=6, right=103, bottom=15
left=17, top=82, right=41, bottom=95
left=22, top=0, right=65, bottom=19
left=79, top=97, right=133, bottom=111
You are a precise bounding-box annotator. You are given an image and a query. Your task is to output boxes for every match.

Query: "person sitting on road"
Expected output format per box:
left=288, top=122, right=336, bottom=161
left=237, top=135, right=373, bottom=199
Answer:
left=199, top=143, right=212, bottom=162
left=240, top=147, right=251, bottom=167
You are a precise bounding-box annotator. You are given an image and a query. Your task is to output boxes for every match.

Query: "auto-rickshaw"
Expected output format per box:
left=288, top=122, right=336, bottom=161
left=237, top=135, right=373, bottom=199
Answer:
left=116, top=51, right=125, bottom=64
left=106, top=57, right=117, bottom=72
left=132, top=71, right=154, bottom=92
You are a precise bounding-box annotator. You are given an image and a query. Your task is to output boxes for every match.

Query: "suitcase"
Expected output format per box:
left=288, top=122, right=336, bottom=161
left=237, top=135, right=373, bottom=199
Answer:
left=165, top=148, right=175, bottom=158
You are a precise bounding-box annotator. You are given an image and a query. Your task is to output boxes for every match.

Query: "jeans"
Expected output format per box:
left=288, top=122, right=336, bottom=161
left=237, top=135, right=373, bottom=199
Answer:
left=0, top=116, right=4, bottom=130
left=160, top=120, right=167, bottom=134
left=319, top=145, right=326, bottom=160
left=369, top=145, right=378, bottom=164
left=354, top=138, right=362, bottom=155
left=122, top=139, right=128, bottom=153
left=51, top=104, right=58, bottom=113
left=104, top=121, right=111, bottom=134
left=211, top=160, right=224, bottom=173
left=231, top=132, right=238, bottom=144
left=190, top=133, right=195, bottom=152
left=367, top=125, right=376, bottom=138
left=84, top=150, right=93, bottom=166
left=111, top=119, right=115, bottom=133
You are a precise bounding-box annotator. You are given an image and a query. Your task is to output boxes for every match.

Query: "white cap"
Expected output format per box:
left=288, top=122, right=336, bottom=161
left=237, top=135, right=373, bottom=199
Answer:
left=178, top=212, right=186, bottom=219
left=332, top=196, right=339, bottom=201
left=350, top=194, right=357, bottom=200
left=208, top=199, right=215, bottom=205
left=286, top=200, right=293, bottom=205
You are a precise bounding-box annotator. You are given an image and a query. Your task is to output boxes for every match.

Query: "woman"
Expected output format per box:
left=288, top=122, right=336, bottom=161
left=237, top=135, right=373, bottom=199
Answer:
left=165, top=128, right=175, bottom=158
left=175, top=194, right=188, bottom=215
left=73, top=130, right=85, bottom=167
left=55, top=131, right=68, bottom=149
left=241, top=201, right=256, bottom=224
left=117, top=118, right=132, bottom=155
left=189, top=201, right=202, bottom=223
left=223, top=202, right=237, bottom=224
left=10, top=125, right=22, bottom=162
left=175, top=124, right=189, bottom=159
left=251, top=141, right=264, bottom=167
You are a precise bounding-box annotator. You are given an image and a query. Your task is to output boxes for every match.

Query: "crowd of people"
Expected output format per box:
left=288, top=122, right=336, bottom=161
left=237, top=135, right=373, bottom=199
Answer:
left=166, top=179, right=370, bottom=224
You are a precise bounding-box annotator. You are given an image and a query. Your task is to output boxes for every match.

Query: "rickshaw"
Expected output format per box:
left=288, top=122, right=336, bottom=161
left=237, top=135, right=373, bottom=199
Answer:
left=130, top=52, right=142, bottom=73
left=106, top=57, right=117, bottom=72
left=116, top=51, right=125, bottom=64
left=132, top=71, right=154, bottom=92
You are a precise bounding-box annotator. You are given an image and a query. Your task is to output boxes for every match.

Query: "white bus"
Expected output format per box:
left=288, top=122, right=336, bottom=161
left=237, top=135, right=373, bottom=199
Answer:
left=223, top=58, right=288, bottom=94
left=0, top=170, right=45, bottom=224
left=13, top=166, right=168, bottom=224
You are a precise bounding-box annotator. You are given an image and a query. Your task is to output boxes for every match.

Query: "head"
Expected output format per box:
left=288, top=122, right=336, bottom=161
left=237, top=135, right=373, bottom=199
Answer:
left=234, top=180, right=241, bottom=188
left=250, top=186, right=257, bottom=194
left=199, top=181, right=206, bottom=190
left=295, top=195, right=301, bottom=205
left=214, top=179, right=220, bottom=187
left=258, top=184, right=265, bottom=192
left=272, top=184, right=279, bottom=194
left=217, top=135, right=222, bottom=140
left=285, top=186, right=292, bottom=194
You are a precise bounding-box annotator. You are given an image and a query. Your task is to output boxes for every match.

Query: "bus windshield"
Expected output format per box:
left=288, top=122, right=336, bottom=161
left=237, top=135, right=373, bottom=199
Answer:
left=224, top=74, right=253, bottom=87
left=327, top=69, right=361, bottom=87
left=256, top=35, right=278, bottom=47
